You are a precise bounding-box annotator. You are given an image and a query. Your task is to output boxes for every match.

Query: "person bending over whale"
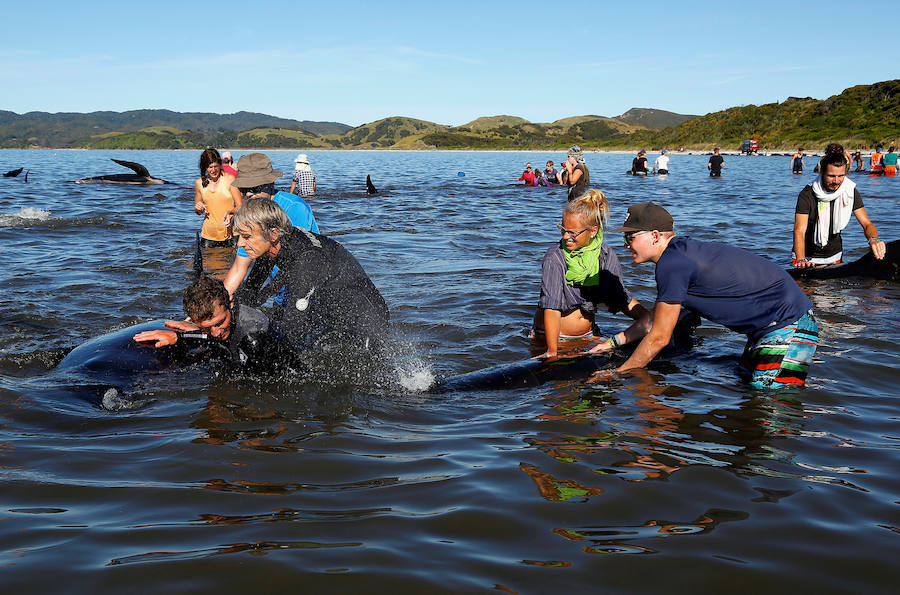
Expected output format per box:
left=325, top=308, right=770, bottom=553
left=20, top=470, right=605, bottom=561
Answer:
left=532, top=190, right=651, bottom=359
left=232, top=197, right=390, bottom=352
left=132, top=275, right=289, bottom=371
left=603, top=202, right=818, bottom=389
left=222, top=153, right=319, bottom=297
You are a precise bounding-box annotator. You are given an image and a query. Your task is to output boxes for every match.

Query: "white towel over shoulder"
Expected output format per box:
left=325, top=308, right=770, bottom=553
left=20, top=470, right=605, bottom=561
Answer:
left=810, top=177, right=856, bottom=247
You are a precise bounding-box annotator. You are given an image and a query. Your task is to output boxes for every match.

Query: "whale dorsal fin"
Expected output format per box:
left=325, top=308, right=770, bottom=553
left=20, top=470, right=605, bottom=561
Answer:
left=111, top=159, right=150, bottom=177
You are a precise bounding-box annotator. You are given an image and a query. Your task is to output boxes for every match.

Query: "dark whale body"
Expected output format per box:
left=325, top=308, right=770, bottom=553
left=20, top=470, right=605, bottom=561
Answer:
left=75, top=159, right=170, bottom=185
left=57, top=319, right=613, bottom=397
left=3, top=167, right=23, bottom=177
left=788, top=239, right=898, bottom=281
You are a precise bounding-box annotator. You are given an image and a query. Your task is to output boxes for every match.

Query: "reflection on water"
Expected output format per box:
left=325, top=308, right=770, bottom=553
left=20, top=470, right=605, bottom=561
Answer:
left=0, top=150, right=897, bottom=591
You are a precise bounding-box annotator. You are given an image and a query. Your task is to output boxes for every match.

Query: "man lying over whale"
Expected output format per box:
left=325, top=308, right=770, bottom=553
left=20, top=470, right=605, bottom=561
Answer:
left=133, top=275, right=289, bottom=370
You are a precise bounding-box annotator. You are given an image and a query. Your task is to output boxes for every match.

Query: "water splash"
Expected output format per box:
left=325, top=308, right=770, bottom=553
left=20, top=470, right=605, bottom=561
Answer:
left=0, top=207, right=52, bottom=226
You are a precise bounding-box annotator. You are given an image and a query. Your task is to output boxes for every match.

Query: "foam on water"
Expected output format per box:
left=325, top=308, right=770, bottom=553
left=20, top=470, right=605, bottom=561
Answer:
left=0, top=206, right=52, bottom=226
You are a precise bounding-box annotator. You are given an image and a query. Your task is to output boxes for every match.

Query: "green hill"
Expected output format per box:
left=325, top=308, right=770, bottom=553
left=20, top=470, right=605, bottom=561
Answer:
left=0, top=109, right=351, bottom=148
left=459, top=115, right=531, bottom=131
left=336, top=117, right=449, bottom=148
left=629, top=80, right=900, bottom=150
left=614, top=108, right=698, bottom=129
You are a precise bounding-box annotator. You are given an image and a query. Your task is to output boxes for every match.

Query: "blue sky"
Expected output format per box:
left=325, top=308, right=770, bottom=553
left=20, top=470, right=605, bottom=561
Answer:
left=1, top=1, right=897, bottom=127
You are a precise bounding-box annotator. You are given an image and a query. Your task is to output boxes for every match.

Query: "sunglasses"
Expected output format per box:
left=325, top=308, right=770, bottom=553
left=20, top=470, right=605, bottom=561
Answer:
left=623, top=230, right=652, bottom=245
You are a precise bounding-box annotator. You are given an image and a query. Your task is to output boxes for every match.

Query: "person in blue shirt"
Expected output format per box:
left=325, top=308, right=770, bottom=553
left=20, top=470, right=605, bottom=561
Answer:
left=605, top=202, right=818, bottom=389
left=223, top=153, right=319, bottom=297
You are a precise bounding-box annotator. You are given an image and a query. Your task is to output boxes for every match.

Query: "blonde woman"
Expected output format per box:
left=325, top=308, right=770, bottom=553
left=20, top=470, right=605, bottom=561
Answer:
left=532, top=190, right=650, bottom=358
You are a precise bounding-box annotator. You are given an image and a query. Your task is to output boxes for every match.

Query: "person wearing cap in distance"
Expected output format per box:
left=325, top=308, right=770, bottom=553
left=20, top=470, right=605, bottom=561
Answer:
left=289, top=153, right=317, bottom=197
left=518, top=163, right=536, bottom=186
left=631, top=150, right=650, bottom=175
left=231, top=197, right=389, bottom=352
left=221, top=151, right=237, bottom=177
left=563, top=145, right=590, bottom=200
left=792, top=150, right=886, bottom=268
left=222, top=153, right=319, bottom=297
left=653, top=150, right=670, bottom=175
left=605, top=202, right=818, bottom=389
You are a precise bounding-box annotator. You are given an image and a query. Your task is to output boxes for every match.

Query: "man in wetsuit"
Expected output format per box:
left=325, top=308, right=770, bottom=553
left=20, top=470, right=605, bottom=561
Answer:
left=605, top=202, right=818, bottom=389
left=132, top=275, right=288, bottom=371
left=233, top=197, right=390, bottom=352
left=223, top=152, right=320, bottom=296
left=708, top=148, right=724, bottom=177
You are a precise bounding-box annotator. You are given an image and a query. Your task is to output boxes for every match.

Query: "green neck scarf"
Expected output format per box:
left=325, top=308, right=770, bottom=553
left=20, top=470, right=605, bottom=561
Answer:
left=563, top=232, right=603, bottom=286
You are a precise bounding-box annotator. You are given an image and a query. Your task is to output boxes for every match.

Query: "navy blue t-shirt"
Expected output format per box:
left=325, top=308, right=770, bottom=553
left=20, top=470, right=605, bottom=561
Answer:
left=655, top=237, right=812, bottom=341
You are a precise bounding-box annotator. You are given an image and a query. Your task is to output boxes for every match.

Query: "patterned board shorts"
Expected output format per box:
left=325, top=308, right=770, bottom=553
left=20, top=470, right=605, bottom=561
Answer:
left=739, top=310, right=818, bottom=389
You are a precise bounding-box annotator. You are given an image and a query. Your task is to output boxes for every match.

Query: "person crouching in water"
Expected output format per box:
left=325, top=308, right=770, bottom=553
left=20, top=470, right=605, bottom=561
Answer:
left=232, top=197, right=390, bottom=354
left=532, top=190, right=651, bottom=359
left=133, top=275, right=288, bottom=372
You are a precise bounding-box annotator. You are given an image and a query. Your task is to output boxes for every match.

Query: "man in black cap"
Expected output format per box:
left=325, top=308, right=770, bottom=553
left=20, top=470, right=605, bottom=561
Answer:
left=608, top=202, right=818, bottom=389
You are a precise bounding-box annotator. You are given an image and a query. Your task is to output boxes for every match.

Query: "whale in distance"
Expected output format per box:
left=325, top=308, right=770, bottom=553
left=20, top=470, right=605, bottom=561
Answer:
left=75, top=159, right=171, bottom=185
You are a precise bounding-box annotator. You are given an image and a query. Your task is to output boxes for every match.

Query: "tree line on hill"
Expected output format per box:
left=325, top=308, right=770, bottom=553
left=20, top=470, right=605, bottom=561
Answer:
left=1, top=80, right=897, bottom=151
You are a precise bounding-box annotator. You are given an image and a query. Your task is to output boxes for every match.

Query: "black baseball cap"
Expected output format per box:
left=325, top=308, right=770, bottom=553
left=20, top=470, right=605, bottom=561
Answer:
left=610, top=202, right=674, bottom=233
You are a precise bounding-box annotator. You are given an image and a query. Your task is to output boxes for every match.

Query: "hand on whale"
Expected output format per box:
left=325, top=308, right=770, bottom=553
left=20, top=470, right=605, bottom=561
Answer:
left=788, top=239, right=897, bottom=280
left=75, top=159, right=171, bottom=185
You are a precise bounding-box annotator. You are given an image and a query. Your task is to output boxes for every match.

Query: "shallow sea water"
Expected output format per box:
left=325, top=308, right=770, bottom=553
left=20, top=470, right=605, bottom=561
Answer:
left=0, top=149, right=897, bottom=592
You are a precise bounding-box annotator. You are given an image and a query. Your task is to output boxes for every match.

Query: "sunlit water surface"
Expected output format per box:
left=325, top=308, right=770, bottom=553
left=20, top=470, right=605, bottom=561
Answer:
left=0, top=149, right=897, bottom=592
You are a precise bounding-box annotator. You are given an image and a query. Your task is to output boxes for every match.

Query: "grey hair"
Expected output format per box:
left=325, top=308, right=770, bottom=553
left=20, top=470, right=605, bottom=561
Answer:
left=233, top=197, right=292, bottom=241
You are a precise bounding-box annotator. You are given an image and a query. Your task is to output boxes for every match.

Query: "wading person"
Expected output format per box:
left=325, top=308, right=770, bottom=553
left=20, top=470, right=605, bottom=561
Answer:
left=792, top=151, right=886, bottom=267
left=608, top=202, right=818, bottom=389
left=194, top=148, right=243, bottom=247
left=708, top=148, right=724, bottom=177
left=563, top=145, right=590, bottom=200
left=532, top=190, right=650, bottom=359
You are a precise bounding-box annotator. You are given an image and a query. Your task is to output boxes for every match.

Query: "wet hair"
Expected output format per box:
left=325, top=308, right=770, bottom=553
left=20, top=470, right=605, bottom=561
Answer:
left=232, top=197, right=293, bottom=243
left=183, top=275, right=229, bottom=323
left=565, top=189, right=609, bottom=229
left=820, top=151, right=848, bottom=172
left=199, top=148, right=223, bottom=188
left=823, top=143, right=844, bottom=155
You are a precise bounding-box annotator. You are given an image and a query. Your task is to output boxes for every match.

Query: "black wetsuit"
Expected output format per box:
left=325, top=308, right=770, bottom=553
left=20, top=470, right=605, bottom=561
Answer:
left=175, top=299, right=288, bottom=371
left=708, top=154, right=724, bottom=177
left=236, top=227, right=390, bottom=351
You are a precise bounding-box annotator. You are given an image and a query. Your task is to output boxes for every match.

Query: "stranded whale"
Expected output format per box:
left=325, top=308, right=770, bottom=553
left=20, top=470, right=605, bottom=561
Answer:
left=788, top=239, right=898, bottom=281
left=75, top=159, right=171, bottom=185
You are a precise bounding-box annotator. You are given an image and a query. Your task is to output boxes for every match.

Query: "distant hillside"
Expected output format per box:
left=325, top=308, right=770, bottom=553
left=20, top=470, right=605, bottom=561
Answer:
left=615, top=108, right=697, bottom=129
left=628, top=80, right=900, bottom=149
left=0, top=109, right=351, bottom=148
left=337, top=117, right=449, bottom=148
left=460, top=115, right=530, bottom=131
left=1, top=82, right=895, bottom=150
